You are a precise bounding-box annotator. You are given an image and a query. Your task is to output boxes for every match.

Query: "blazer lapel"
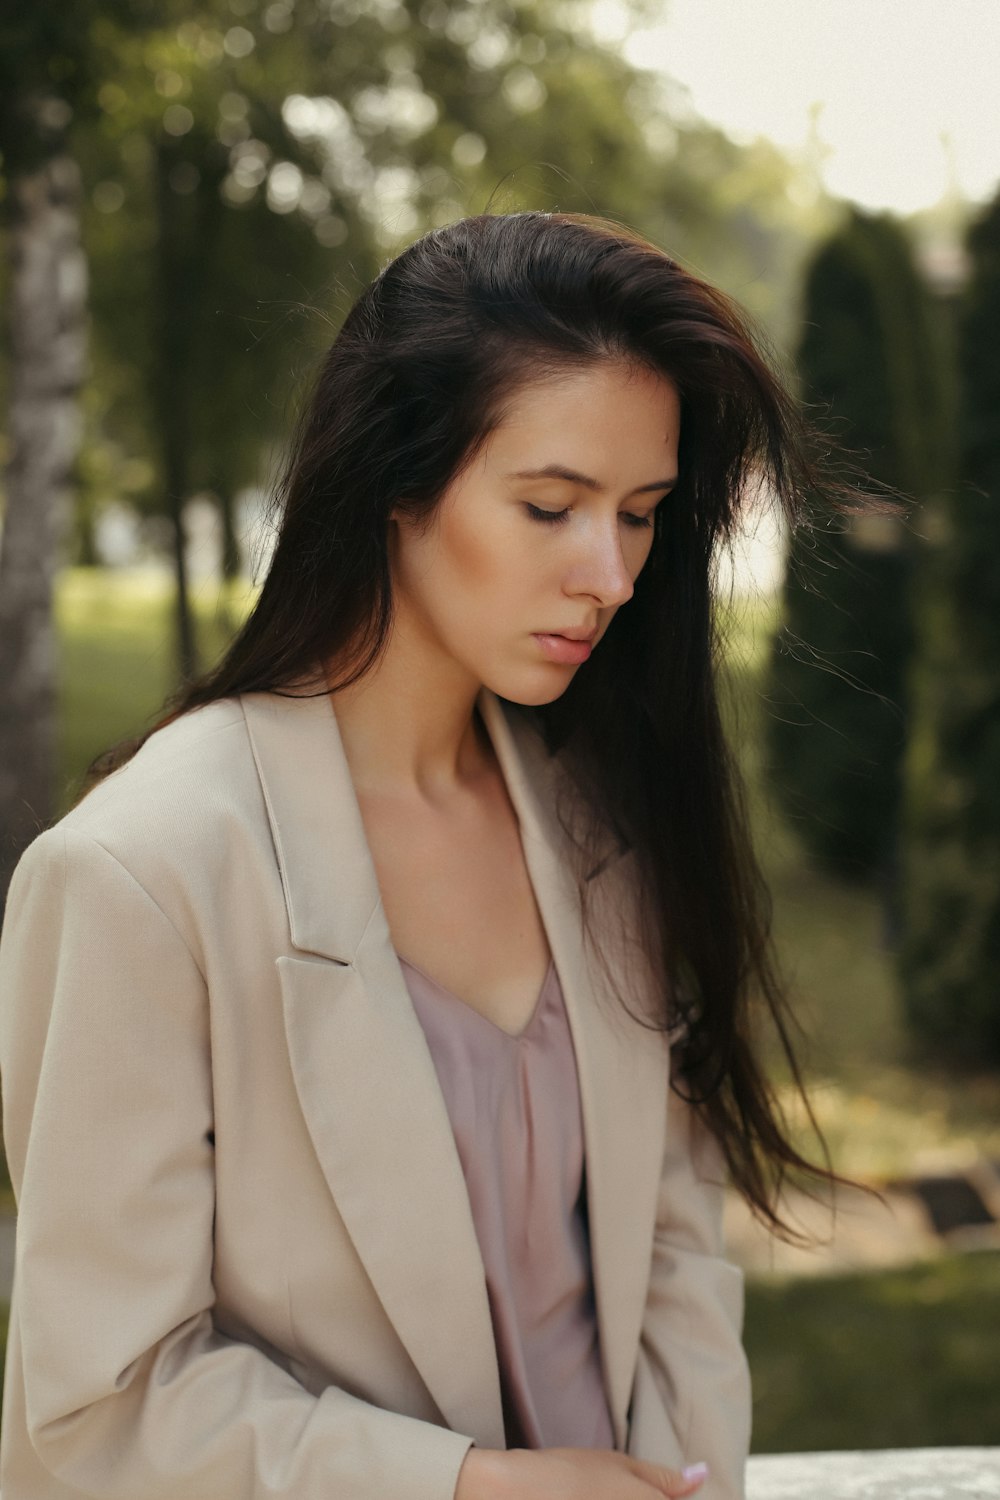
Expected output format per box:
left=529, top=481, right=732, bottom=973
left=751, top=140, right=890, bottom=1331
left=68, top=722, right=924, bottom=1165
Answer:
left=476, top=690, right=670, bottom=1450
left=243, top=689, right=505, bottom=1448
left=242, top=686, right=669, bottom=1454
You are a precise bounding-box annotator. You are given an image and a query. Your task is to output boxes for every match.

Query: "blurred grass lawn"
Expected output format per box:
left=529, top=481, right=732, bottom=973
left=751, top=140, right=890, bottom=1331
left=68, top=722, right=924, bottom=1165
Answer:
left=744, top=1251, right=1000, bottom=1449
left=2, top=567, right=996, bottom=1449
left=57, top=567, right=256, bottom=801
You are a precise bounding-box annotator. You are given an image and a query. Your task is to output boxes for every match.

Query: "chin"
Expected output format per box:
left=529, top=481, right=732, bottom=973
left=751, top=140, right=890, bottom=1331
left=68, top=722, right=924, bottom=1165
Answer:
left=484, top=666, right=581, bottom=708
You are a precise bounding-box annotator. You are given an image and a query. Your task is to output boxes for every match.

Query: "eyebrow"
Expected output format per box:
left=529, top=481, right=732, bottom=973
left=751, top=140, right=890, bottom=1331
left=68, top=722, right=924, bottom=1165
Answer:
left=507, top=464, right=678, bottom=496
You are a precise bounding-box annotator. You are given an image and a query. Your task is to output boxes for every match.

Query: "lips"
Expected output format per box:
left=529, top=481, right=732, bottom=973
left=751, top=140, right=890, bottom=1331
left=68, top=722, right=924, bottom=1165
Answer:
left=533, top=633, right=593, bottom=665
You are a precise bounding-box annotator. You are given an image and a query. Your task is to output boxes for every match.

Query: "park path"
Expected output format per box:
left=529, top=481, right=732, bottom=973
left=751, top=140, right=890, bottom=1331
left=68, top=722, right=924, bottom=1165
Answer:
left=724, top=1181, right=939, bottom=1276
left=726, top=1156, right=1000, bottom=1276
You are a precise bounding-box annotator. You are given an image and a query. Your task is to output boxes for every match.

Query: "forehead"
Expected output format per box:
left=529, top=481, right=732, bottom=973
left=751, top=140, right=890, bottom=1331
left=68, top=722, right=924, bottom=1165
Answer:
left=485, top=361, right=680, bottom=465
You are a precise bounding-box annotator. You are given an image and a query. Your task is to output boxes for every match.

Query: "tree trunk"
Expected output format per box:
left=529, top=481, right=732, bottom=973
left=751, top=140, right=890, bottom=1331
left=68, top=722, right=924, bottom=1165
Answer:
left=153, top=142, right=197, bottom=683
left=218, top=485, right=241, bottom=583
left=211, top=478, right=242, bottom=635
left=0, top=147, right=87, bottom=909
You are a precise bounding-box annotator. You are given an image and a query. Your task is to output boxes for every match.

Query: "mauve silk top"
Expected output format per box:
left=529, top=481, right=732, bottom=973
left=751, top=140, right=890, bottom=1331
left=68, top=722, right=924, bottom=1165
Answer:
left=398, top=950, right=616, bottom=1452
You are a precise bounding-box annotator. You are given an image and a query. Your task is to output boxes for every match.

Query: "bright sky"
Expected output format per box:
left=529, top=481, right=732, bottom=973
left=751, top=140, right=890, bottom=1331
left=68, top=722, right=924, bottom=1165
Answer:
left=592, top=0, right=1000, bottom=215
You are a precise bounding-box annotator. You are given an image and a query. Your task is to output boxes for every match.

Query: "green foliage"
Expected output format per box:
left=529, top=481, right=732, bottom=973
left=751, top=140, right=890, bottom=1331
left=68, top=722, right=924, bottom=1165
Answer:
left=71, top=0, right=378, bottom=592
left=766, top=209, right=954, bottom=886
left=0, top=2, right=129, bottom=173
left=898, top=190, right=1000, bottom=1064
left=745, top=1252, right=1000, bottom=1450
left=2, top=0, right=837, bottom=631
left=3, top=0, right=831, bottom=552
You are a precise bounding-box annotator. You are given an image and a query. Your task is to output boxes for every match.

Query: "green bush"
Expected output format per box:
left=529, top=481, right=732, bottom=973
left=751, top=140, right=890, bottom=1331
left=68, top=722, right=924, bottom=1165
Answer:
left=767, top=209, right=953, bottom=893
left=899, top=189, right=1000, bottom=1064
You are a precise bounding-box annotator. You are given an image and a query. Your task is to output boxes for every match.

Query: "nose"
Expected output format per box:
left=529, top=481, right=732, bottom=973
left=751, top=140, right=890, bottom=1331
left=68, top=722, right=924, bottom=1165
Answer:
left=566, top=517, right=636, bottom=609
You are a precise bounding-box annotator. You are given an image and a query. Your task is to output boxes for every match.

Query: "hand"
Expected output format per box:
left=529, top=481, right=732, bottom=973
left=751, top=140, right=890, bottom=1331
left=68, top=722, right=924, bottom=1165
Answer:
left=455, top=1446, right=709, bottom=1500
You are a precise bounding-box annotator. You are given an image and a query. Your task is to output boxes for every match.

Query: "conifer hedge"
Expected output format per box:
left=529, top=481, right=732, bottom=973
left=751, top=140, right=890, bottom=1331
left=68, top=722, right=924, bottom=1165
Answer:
left=898, top=191, right=1000, bottom=1063
left=767, top=209, right=951, bottom=898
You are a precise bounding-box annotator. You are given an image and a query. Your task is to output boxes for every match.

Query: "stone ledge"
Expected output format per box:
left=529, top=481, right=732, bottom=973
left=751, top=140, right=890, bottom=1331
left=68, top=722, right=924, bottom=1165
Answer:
left=745, top=1447, right=1000, bottom=1498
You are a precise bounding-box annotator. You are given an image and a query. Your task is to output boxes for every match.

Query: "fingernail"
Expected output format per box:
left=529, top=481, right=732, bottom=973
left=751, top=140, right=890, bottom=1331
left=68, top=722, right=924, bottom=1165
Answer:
left=682, top=1462, right=709, bottom=1483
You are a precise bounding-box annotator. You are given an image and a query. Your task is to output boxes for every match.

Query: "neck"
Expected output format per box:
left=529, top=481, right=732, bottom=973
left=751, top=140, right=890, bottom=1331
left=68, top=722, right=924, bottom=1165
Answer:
left=326, top=608, right=493, bottom=803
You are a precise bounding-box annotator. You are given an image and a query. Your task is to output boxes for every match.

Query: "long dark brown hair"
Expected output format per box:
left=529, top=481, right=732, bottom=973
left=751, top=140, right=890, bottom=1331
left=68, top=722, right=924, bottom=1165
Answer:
left=91, top=210, right=881, bottom=1241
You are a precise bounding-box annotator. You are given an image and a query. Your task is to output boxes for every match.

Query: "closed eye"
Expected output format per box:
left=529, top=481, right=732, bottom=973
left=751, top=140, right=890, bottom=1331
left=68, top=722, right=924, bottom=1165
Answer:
left=524, top=504, right=653, bottom=530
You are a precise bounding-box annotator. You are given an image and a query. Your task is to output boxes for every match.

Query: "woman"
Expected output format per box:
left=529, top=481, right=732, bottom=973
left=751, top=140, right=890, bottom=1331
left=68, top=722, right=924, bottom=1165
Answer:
left=0, top=210, right=859, bottom=1500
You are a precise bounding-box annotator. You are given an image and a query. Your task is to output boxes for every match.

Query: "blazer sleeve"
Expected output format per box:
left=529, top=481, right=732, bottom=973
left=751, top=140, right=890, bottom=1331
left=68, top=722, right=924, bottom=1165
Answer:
left=0, top=826, right=474, bottom=1500
left=626, top=1067, right=752, bottom=1500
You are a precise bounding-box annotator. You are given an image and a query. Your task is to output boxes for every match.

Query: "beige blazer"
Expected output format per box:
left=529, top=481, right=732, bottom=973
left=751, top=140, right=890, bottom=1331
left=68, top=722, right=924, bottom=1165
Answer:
left=0, top=687, right=751, bottom=1500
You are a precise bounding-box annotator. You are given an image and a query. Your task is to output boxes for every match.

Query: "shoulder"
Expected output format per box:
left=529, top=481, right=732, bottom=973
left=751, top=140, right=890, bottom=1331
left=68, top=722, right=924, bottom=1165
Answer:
left=10, top=699, right=273, bottom=946
left=63, top=697, right=259, bottom=846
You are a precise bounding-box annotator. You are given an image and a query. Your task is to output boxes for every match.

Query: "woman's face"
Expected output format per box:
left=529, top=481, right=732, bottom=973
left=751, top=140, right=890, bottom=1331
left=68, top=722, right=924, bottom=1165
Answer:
left=389, top=359, right=681, bottom=706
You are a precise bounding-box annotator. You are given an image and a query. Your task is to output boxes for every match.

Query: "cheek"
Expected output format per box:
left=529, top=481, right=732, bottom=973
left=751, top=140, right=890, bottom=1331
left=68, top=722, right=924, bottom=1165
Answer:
left=437, top=507, right=526, bottom=595
left=446, top=523, right=499, bottom=586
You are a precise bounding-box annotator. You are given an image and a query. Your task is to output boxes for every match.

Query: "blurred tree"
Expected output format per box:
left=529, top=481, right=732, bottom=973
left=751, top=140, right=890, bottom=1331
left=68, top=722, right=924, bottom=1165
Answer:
left=75, top=4, right=374, bottom=677
left=75, top=0, right=824, bottom=661
left=765, top=208, right=954, bottom=902
left=0, top=3, right=137, bottom=907
left=898, top=189, right=1000, bottom=1064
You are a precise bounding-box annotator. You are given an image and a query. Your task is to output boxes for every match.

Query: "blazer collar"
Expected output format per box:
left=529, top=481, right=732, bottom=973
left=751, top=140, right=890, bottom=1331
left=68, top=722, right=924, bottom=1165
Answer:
left=241, top=685, right=668, bottom=1451
left=240, top=684, right=611, bottom=962
left=241, top=685, right=381, bottom=963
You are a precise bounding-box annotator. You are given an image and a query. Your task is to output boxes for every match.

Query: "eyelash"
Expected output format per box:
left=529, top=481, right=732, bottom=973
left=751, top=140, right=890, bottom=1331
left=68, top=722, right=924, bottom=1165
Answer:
left=524, top=504, right=654, bottom=531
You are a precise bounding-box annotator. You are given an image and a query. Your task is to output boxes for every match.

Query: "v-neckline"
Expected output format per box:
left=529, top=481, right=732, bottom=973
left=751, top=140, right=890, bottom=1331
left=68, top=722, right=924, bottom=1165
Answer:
left=397, top=953, right=556, bottom=1042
